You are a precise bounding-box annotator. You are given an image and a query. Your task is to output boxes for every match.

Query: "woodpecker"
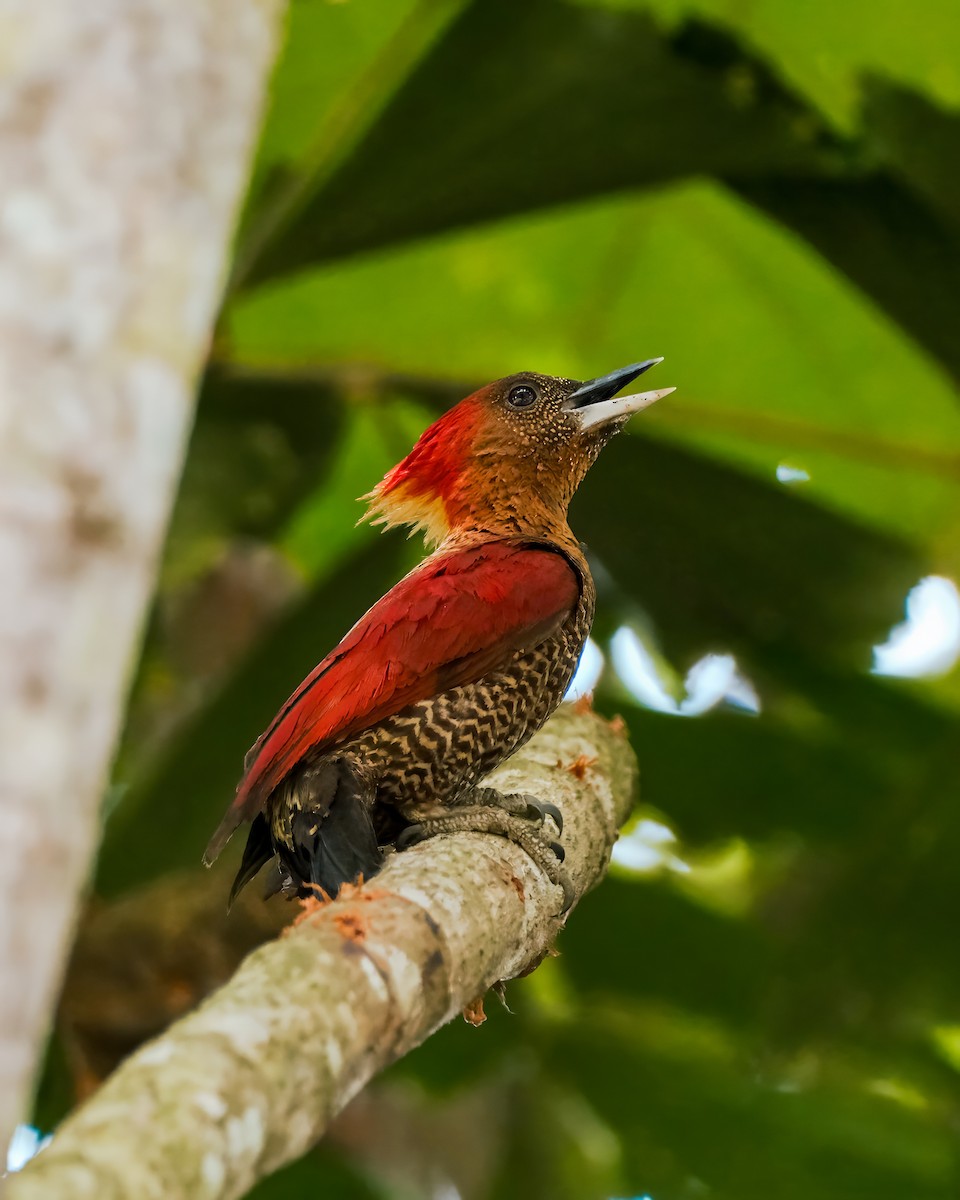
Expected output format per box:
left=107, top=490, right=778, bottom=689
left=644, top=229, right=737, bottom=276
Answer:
left=205, top=360, right=674, bottom=906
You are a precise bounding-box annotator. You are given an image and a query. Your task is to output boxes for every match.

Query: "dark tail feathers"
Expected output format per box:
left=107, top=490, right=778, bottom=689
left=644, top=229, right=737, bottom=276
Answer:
left=229, top=757, right=382, bottom=905
left=228, top=813, right=274, bottom=908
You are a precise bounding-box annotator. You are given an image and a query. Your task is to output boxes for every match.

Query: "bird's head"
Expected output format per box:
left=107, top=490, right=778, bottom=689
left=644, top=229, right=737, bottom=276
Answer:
left=362, top=359, right=674, bottom=546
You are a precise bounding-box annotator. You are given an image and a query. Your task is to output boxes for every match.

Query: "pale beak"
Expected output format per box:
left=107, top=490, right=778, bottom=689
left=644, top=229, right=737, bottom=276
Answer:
left=569, top=358, right=675, bottom=432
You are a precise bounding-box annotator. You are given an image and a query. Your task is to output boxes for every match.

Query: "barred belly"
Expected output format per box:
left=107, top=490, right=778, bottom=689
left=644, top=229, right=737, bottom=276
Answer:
left=346, top=609, right=591, bottom=814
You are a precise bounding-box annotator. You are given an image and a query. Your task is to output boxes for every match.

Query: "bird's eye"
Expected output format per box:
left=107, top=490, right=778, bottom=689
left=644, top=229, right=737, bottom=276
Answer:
left=507, top=384, right=539, bottom=409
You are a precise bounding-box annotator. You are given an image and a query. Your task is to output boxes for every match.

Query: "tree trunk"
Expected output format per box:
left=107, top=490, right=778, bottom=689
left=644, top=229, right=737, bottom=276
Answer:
left=0, top=0, right=284, bottom=1156
left=7, top=706, right=636, bottom=1199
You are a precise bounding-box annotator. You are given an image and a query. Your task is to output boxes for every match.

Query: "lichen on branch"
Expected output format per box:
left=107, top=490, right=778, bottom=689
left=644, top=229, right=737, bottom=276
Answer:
left=8, top=706, right=636, bottom=1200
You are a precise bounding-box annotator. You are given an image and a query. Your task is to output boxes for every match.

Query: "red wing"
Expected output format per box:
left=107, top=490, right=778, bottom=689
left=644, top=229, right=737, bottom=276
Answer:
left=205, top=542, right=580, bottom=861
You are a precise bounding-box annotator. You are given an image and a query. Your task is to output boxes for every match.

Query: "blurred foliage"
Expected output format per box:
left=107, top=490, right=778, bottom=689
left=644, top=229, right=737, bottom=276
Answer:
left=41, top=0, right=960, bottom=1197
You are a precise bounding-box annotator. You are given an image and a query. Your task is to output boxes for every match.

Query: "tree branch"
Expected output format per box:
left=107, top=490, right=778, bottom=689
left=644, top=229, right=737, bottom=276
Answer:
left=0, top=0, right=284, bottom=1152
left=8, top=706, right=636, bottom=1200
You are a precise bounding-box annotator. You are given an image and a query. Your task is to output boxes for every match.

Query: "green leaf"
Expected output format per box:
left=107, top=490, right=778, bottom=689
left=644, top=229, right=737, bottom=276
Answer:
left=280, top=395, right=434, bottom=575
left=227, top=179, right=960, bottom=550
left=163, top=368, right=346, bottom=578
left=233, top=0, right=464, bottom=288
left=574, top=432, right=923, bottom=669
left=864, top=80, right=960, bottom=231
left=563, top=877, right=771, bottom=1028
left=615, top=705, right=895, bottom=847
left=254, top=0, right=427, bottom=172
left=737, top=173, right=960, bottom=390
left=551, top=1009, right=953, bottom=1200
left=241, top=0, right=834, bottom=285
left=595, top=0, right=960, bottom=129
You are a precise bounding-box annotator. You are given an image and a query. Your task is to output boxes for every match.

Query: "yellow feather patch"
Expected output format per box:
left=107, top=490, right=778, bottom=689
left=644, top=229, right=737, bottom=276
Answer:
left=359, top=481, right=451, bottom=549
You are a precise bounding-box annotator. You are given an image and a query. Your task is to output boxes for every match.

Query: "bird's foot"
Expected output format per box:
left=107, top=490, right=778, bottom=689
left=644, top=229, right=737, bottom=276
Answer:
left=396, top=790, right=573, bottom=913
left=468, top=786, right=564, bottom=836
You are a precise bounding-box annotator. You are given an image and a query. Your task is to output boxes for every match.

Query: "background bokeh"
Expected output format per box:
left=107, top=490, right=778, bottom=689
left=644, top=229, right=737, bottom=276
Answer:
left=33, top=1, right=960, bottom=1197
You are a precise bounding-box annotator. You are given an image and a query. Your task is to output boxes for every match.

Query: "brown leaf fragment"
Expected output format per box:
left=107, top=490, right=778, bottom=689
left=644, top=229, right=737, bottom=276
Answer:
left=337, top=879, right=391, bottom=905
left=285, top=881, right=397, bottom=939
left=332, top=909, right=367, bottom=944
left=566, top=753, right=598, bottom=780
left=285, top=890, right=332, bottom=933
left=462, top=995, right=487, bottom=1026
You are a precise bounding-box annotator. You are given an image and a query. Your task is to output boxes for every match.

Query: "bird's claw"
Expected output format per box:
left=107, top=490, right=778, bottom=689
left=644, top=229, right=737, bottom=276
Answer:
left=523, top=798, right=564, bottom=836
left=395, top=822, right=427, bottom=852
left=557, top=871, right=576, bottom=915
